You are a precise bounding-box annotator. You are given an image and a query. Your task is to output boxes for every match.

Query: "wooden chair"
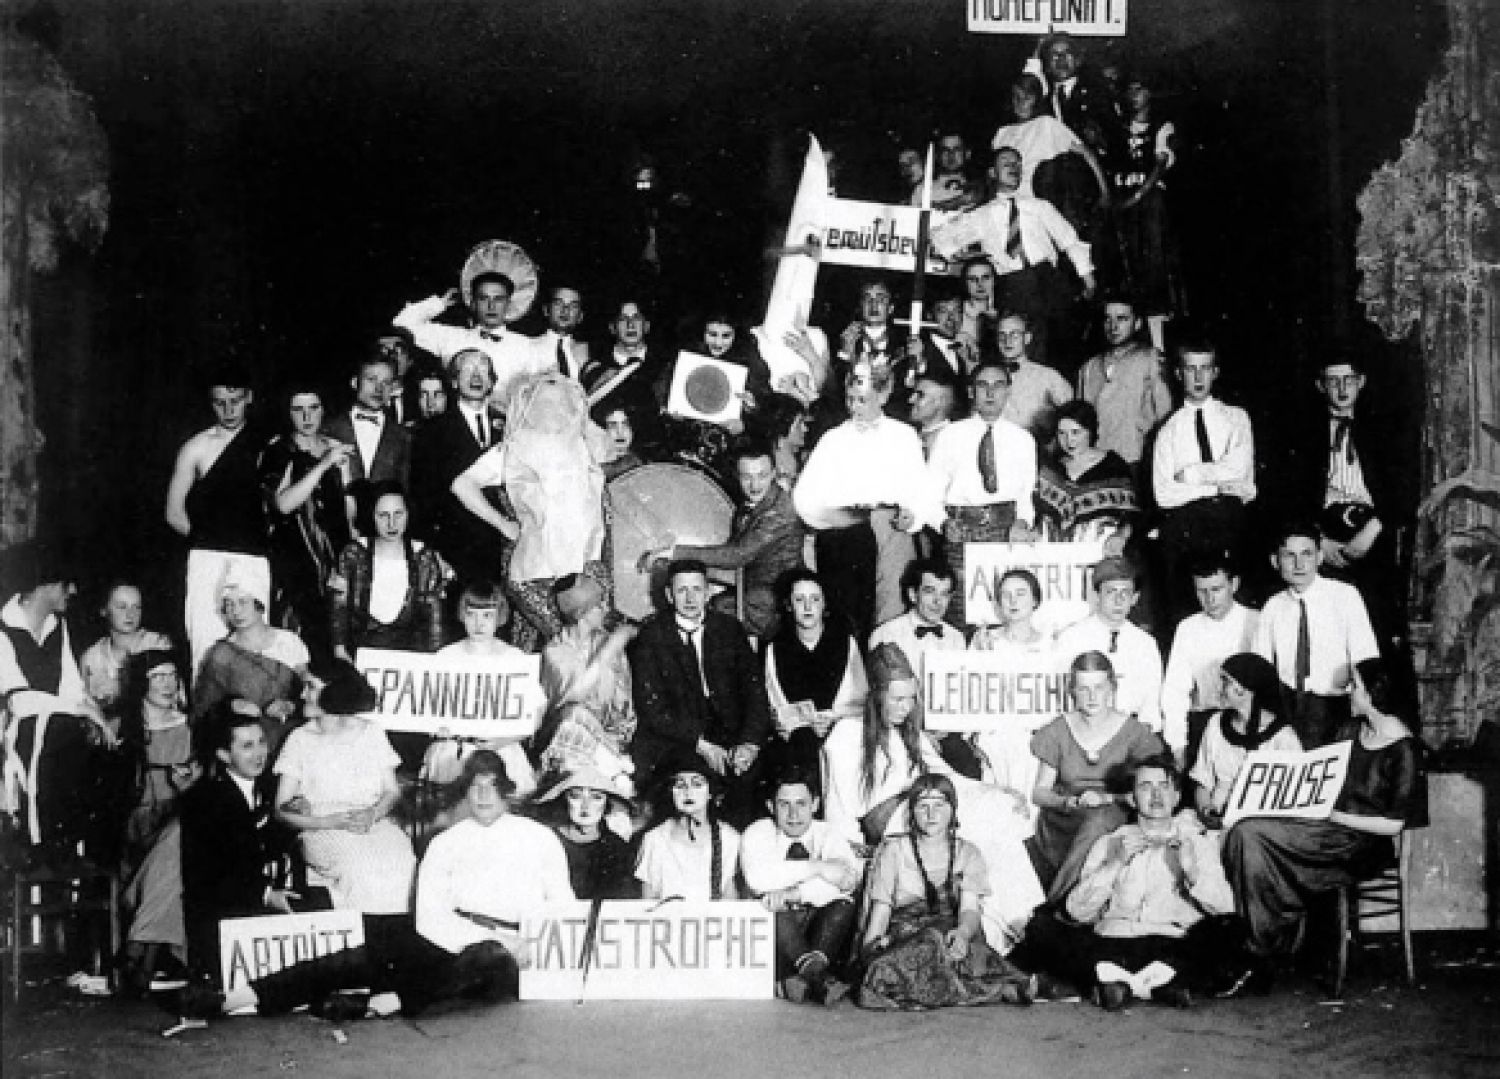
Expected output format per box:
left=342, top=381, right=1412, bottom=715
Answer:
left=6, top=859, right=120, bottom=1001
left=1331, top=830, right=1416, bottom=997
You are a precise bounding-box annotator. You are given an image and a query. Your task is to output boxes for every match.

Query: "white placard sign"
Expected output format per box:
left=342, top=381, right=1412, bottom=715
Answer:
left=356, top=647, right=543, bottom=738
left=924, top=648, right=1069, bottom=733
left=968, top=0, right=1128, bottom=37
left=218, top=910, right=365, bottom=1013
left=964, top=540, right=1105, bottom=633
left=667, top=351, right=749, bottom=425
left=821, top=197, right=949, bottom=273
left=520, top=900, right=774, bottom=1001
left=1222, top=742, right=1354, bottom=829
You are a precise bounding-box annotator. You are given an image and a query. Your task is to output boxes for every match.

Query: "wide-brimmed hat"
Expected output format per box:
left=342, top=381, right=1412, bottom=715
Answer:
left=535, top=764, right=634, bottom=808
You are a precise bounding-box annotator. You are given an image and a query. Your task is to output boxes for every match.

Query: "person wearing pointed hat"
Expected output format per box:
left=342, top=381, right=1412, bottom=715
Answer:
left=273, top=658, right=416, bottom=916
left=634, top=748, right=741, bottom=901
left=821, top=643, right=1042, bottom=952
left=533, top=765, right=639, bottom=900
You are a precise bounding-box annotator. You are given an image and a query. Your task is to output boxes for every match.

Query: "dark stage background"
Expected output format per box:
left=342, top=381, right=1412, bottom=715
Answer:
left=14, top=0, right=1444, bottom=619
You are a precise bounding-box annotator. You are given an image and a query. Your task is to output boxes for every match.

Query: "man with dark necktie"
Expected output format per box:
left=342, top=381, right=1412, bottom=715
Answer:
left=930, top=147, right=1095, bottom=374
left=1151, top=334, right=1256, bottom=627
left=739, top=768, right=859, bottom=1005
left=926, top=360, right=1039, bottom=628
left=628, top=559, right=773, bottom=829
left=1253, top=520, right=1378, bottom=748
left=531, top=284, right=587, bottom=382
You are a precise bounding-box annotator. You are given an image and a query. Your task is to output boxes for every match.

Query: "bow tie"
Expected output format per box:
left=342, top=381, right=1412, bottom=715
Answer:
left=353, top=409, right=383, bottom=424
left=616, top=349, right=646, bottom=362
left=479, top=330, right=504, bottom=342
left=914, top=624, right=944, bottom=639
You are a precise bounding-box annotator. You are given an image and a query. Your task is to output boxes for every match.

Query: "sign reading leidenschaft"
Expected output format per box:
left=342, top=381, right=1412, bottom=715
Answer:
left=924, top=648, right=1069, bottom=733
left=821, top=198, right=949, bottom=273
left=1222, top=742, right=1354, bottom=829
left=357, top=647, right=543, bottom=738
left=968, top=0, right=1128, bottom=36
left=218, top=910, right=365, bottom=1013
left=521, top=900, right=774, bottom=1001
left=964, top=541, right=1104, bottom=633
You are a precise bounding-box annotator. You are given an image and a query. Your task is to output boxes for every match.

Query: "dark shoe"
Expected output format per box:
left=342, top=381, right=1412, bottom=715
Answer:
left=1096, top=981, right=1133, bottom=1012
left=1035, top=973, right=1079, bottom=1001
left=821, top=979, right=851, bottom=1008
left=1003, top=974, right=1038, bottom=1006
left=1214, top=963, right=1274, bottom=999
left=780, top=974, right=810, bottom=1003
left=1155, top=981, right=1193, bottom=1009
left=312, top=993, right=369, bottom=1023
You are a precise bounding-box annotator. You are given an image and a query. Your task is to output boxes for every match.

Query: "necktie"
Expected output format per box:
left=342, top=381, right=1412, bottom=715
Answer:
left=1294, top=597, right=1311, bottom=693
left=1194, top=408, right=1214, bottom=464
left=914, top=624, right=943, bottom=640
left=1052, top=86, right=1065, bottom=118
left=786, top=841, right=811, bottom=861
left=978, top=423, right=999, bottom=494
left=354, top=408, right=382, bottom=424
left=1109, top=630, right=1119, bottom=654
left=681, top=626, right=708, bottom=697
left=1005, top=198, right=1027, bottom=266
left=479, top=330, right=503, bottom=342
left=557, top=337, right=571, bottom=375
left=1333, top=418, right=1354, bottom=463
left=474, top=412, right=488, bottom=449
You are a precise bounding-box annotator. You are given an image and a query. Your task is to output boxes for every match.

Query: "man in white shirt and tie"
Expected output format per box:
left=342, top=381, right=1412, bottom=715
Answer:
left=531, top=284, right=587, bottom=382
left=1151, top=334, right=1256, bottom=626
left=1056, top=557, right=1164, bottom=732
left=1159, top=552, right=1260, bottom=766
left=930, top=147, right=1096, bottom=371
left=927, top=359, right=1039, bottom=628
left=393, top=272, right=549, bottom=413
left=1253, top=520, right=1379, bottom=748
left=740, top=768, right=859, bottom=1005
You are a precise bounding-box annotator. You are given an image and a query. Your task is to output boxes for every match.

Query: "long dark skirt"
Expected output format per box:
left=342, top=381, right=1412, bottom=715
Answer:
left=857, top=907, right=1032, bottom=1011
left=1030, top=803, right=1129, bottom=903
left=1223, top=818, right=1392, bottom=956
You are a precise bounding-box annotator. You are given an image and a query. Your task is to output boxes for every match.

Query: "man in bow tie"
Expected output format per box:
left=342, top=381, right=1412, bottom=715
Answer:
left=393, top=271, right=546, bottom=414
left=323, top=353, right=410, bottom=497
left=994, top=310, right=1074, bottom=441
left=869, top=557, right=967, bottom=663
left=930, top=147, right=1095, bottom=376
left=628, top=559, right=773, bottom=829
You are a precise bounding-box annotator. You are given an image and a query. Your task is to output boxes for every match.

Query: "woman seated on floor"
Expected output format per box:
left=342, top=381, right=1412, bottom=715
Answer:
left=635, top=750, right=741, bottom=901
left=821, top=643, right=1042, bottom=952
left=857, top=774, right=1037, bottom=1010
left=531, top=765, right=640, bottom=900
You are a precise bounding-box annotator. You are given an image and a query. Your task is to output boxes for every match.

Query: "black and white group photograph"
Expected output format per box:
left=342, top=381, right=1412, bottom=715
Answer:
left=2, top=0, right=1498, bottom=1075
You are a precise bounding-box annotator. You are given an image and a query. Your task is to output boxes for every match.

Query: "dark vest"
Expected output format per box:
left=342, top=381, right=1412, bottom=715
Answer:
left=1, top=620, right=66, bottom=695
left=186, top=427, right=267, bottom=555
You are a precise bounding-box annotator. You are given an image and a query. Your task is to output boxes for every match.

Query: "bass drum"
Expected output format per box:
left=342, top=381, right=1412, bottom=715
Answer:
left=608, top=463, right=734, bottom=621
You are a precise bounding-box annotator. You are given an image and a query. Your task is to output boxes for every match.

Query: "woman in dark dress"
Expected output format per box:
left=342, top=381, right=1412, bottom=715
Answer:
left=258, top=384, right=353, bottom=660
left=1222, top=658, right=1420, bottom=985
left=762, top=569, right=867, bottom=792
left=532, top=766, right=639, bottom=900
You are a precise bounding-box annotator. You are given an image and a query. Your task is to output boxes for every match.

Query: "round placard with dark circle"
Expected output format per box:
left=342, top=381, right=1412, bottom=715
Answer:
left=684, top=364, right=733, bottom=415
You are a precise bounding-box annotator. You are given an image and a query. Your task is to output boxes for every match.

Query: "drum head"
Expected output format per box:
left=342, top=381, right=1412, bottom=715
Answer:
left=608, top=463, right=734, bottom=620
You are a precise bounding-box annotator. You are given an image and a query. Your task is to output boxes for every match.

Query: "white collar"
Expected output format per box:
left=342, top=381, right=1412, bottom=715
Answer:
left=228, top=770, right=257, bottom=808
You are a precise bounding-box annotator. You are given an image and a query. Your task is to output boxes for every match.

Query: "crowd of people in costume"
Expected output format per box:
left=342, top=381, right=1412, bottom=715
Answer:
left=0, top=31, right=1421, bottom=1018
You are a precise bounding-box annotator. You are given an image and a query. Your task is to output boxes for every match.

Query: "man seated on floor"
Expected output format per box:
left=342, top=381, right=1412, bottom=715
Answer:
left=1014, top=754, right=1236, bottom=1010
left=739, top=767, right=860, bottom=1006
